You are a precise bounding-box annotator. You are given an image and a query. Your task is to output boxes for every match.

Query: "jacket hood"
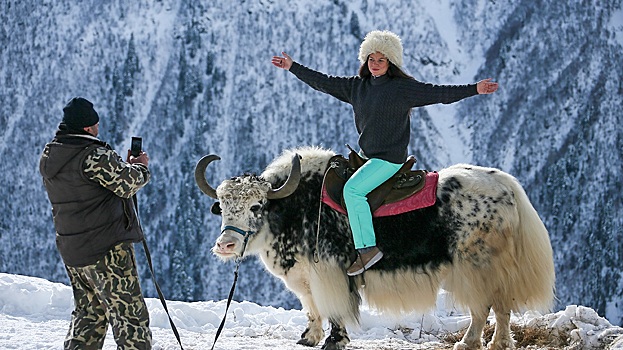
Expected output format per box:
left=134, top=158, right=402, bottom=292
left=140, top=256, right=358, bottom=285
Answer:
left=40, top=135, right=99, bottom=179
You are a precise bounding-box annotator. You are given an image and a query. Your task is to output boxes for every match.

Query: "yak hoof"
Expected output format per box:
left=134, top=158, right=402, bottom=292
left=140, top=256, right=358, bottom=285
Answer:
left=454, top=340, right=484, bottom=350
left=297, top=326, right=323, bottom=347
left=320, top=335, right=349, bottom=350
left=321, top=341, right=342, bottom=350
left=297, top=338, right=317, bottom=347
left=487, top=339, right=515, bottom=350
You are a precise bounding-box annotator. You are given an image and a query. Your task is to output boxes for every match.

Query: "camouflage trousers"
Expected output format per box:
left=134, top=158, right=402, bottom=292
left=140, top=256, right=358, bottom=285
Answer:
left=64, top=242, right=152, bottom=350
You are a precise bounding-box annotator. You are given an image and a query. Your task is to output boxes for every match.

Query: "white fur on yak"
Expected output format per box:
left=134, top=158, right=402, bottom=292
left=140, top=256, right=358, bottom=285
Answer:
left=201, top=146, right=555, bottom=350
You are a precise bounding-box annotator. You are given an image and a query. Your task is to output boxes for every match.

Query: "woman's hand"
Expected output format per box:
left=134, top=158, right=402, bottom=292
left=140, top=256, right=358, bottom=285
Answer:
left=476, top=78, right=499, bottom=94
left=271, top=52, right=293, bottom=70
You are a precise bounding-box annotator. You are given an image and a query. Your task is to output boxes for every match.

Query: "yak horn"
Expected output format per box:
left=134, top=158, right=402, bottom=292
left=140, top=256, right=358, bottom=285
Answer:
left=194, top=154, right=221, bottom=199
left=267, top=153, right=301, bottom=200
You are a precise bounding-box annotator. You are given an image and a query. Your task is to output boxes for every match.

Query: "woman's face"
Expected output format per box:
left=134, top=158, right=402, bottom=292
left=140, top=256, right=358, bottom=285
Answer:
left=367, top=52, right=389, bottom=77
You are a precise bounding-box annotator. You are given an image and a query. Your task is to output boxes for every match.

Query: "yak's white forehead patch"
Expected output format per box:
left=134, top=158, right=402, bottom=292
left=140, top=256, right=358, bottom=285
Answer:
left=216, top=177, right=271, bottom=198
left=216, top=177, right=271, bottom=215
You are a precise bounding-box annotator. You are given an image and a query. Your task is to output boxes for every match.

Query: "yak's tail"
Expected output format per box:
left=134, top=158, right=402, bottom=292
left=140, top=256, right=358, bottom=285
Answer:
left=507, top=174, right=556, bottom=311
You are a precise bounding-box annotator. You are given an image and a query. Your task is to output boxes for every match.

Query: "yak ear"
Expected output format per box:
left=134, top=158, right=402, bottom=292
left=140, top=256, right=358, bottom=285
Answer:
left=211, top=202, right=222, bottom=215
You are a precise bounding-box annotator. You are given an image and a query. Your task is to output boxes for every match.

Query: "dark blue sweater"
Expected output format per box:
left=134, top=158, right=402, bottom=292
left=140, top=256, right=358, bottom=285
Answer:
left=290, top=62, right=478, bottom=163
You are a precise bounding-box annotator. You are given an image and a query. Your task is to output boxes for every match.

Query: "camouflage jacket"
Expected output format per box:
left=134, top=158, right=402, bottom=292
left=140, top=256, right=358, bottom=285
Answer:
left=40, top=133, right=150, bottom=267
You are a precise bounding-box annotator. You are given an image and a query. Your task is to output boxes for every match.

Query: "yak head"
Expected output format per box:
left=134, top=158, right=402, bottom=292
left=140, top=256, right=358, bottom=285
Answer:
left=194, top=154, right=301, bottom=260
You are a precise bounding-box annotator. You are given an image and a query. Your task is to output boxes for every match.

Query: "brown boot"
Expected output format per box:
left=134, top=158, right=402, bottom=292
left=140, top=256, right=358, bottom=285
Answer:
left=347, top=246, right=383, bottom=276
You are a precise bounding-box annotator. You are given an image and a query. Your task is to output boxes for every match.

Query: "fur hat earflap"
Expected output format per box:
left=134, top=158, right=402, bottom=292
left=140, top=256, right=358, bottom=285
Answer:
left=358, top=30, right=403, bottom=68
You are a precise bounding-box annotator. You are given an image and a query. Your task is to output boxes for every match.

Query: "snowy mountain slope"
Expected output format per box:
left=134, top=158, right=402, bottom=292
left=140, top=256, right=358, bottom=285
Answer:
left=1, top=0, right=622, bottom=326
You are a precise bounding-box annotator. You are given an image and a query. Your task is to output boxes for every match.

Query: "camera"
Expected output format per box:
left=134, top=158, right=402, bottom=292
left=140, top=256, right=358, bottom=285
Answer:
left=131, top=137, right=142, bottom=157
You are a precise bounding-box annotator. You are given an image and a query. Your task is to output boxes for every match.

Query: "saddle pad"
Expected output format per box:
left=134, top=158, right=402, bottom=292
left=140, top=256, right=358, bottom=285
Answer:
left=321, top=171, right=439, bottom=217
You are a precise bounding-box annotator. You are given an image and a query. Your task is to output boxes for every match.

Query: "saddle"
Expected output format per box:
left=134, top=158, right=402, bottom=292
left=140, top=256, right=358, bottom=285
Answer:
left=323, top=146, right=428, bottom=214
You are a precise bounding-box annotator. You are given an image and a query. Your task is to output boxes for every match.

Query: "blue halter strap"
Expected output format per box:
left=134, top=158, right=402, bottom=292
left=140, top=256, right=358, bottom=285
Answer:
left=221, top=225, right=255, bottom=261
left=210, top=225, right=257, bottom=350
left=221, top=225, right=255, bottom=237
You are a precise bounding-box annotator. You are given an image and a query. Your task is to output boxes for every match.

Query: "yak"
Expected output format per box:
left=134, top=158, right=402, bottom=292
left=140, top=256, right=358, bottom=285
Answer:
left=195, top=146, right=555, bottom=350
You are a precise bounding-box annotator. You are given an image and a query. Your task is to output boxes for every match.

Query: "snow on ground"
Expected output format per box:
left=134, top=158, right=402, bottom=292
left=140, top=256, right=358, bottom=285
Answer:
left=1, top=273, right=623, bottom=350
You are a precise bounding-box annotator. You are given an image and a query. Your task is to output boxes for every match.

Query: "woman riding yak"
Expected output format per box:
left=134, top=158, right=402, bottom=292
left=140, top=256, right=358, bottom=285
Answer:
left=271, top=30, right=498, bottom=276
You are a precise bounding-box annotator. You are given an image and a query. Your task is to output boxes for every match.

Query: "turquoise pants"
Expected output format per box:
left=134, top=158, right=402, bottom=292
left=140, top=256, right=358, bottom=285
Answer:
left=343, top=158, right=402, bottom=249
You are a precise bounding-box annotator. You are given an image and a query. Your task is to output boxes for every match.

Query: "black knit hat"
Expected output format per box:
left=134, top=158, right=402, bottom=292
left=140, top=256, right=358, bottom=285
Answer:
left=62, top=97, right=100, bottom=129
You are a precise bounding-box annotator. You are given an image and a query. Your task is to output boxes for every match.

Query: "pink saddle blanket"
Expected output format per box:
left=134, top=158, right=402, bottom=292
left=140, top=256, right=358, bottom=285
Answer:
left=321, top=171, right=439, bottom=218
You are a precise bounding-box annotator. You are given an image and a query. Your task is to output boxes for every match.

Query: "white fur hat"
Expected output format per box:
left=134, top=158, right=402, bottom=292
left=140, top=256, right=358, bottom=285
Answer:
left=358, top=30, right=404, bottom=68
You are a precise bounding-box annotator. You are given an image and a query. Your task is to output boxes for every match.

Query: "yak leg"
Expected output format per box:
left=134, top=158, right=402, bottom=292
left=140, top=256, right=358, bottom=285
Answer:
left=278, top=265, right=325, bottom=347
left=454, top=306, right=489, bottom=350
left=488, top=307, right=514, bottom=350
left=321, top=320, right=350, bottom=350
left=296, top=299, right=324, bottom=347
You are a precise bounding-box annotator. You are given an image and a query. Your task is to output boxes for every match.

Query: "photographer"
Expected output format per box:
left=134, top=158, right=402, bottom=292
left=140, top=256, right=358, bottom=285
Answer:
left=39, top=97, right=152, bottom=349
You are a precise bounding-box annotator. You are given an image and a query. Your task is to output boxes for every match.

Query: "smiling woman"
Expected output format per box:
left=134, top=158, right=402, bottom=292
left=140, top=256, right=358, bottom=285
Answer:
left=271, top=29, right=499, bottom=276
left=367, top=52, right=389, bottom=77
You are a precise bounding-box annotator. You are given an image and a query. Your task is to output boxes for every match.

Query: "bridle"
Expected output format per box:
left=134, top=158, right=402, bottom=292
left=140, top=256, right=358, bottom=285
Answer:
left=221, top=225, right=255, bottom=261
left=210, top=224, right=256, bottom=350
